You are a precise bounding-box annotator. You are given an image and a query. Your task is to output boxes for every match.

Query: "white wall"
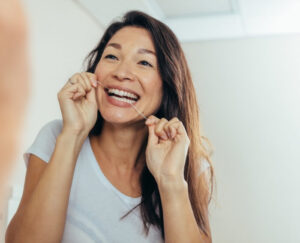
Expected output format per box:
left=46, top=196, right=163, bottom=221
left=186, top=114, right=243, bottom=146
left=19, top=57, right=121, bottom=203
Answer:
left=11, top=0, right=102, bottom=185
left=3, top=1, right=300, bottom=243
left=183, top=36, right=300, bottom=243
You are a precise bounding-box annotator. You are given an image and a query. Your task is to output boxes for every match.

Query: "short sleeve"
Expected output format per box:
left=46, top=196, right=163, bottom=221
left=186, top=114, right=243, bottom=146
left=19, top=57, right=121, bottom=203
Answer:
left=198, top=157, right=211, bottom=176
left=23, top=119, right=63, bottom=168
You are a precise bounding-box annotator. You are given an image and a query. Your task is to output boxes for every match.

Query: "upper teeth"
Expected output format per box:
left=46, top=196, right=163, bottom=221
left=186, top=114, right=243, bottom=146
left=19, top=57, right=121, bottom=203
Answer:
left=108, top=88, right=138, bottom=100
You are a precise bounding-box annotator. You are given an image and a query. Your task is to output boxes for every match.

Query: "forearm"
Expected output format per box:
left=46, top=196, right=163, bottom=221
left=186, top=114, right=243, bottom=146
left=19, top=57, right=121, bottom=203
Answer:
left=158, top=176, right=209, bottom=243
left=7, top=132, right=86, bottom=243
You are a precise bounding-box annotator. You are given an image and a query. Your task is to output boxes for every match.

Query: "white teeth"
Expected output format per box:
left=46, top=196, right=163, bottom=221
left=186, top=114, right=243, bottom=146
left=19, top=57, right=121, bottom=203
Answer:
left=111, top=95, right=135, bottom=104
left=108, top=88, right=138, bottom=100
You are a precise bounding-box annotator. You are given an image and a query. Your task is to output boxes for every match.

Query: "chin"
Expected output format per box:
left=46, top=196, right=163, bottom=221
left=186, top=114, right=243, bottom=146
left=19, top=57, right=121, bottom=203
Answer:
left=99, top=108, right=141, bottom=126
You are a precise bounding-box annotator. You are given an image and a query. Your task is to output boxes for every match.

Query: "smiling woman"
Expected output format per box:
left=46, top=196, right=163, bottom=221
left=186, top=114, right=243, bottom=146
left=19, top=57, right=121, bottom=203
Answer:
left=5, top=10, right=214, bottom=243
left=92, top=26, right=163, bottom=124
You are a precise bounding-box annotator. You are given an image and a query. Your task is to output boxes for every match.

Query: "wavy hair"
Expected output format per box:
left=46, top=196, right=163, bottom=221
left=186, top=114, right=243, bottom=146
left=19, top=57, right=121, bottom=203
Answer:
left=85, top=10, right=215, bottom=240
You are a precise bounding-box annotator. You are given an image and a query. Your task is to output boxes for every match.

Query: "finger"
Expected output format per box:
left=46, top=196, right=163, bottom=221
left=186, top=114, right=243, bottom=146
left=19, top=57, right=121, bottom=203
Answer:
left=155, top=118, right=169, bottom=140
left=169, top=117, right=180, bottom=123
left=77, top=74, right=88, bottom=91
left=81, top=72, right=96, bottom=90
left=85, top=80, right=97, bottom=104
left=145, top=115, right=159, bottom=126
left=147, top=122, right=159, bottom=145
left=63, top=77, right=77, bottom=90
left=145, top=115, right=159, bottom=144
left=169, top=125, right=177, bottom=139
left=165, top=117, right=180, bottom=138
left=169, top=121, right=190, bottom=143
left=86, top=72, right=97, bottom=86
left=86, top=72, right=96, bottom=80
left=72, top=83, right=86, bottom=100
left=80, top=73, right=92, bottom=90
left=58, top=81, right=81, bottom=100
left=164, top=123, right=173, bottom=139
left=83, top=73, right=98, bottom=103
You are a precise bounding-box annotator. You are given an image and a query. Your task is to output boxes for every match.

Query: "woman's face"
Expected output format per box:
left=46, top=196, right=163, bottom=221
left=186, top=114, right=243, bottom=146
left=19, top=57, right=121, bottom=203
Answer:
left=94, top=26, right=163, bottom=125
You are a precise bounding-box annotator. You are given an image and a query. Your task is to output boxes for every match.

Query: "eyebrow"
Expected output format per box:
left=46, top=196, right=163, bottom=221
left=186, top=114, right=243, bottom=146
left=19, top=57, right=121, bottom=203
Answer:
left=106, top=42, right=156, bottom=56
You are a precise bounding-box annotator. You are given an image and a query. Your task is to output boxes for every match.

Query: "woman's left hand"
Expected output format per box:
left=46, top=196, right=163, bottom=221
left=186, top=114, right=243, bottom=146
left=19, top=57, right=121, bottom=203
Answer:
left=145, top=115, right=190, bottom=185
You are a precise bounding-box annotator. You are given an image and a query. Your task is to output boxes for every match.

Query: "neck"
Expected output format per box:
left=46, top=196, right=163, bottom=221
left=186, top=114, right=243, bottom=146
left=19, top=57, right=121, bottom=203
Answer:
left=94, top=121, right=148, bottom=173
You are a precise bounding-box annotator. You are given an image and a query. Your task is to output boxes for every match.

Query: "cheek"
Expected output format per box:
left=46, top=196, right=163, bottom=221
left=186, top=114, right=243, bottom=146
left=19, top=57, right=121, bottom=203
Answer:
left=144, top=72, right=163, bottom=91
left=146, top=78, right=163, bottom=103
left=95, top=62, right=110, bottom=81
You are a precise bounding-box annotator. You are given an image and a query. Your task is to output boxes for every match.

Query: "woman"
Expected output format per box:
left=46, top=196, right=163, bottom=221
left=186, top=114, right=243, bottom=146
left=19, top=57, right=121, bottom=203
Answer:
left=6, top=11, right=214, bottom=243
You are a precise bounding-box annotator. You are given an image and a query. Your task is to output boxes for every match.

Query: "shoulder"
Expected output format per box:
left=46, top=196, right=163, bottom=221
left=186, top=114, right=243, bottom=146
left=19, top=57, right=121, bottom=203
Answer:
left=30, top=119, right=63, bottom=151
left=23, top=119, right=63, bottom=166
left=38, top=119, right=63, bottom=139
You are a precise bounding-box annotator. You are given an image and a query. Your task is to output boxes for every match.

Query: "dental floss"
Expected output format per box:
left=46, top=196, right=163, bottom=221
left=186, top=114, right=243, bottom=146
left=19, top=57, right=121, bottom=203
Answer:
left=96, top=81, right=148, bottom=120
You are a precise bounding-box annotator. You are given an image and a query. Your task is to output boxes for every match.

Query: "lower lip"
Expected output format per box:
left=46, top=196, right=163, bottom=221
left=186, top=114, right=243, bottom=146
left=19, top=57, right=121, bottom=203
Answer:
left=105, top=92, right=138, bottom=108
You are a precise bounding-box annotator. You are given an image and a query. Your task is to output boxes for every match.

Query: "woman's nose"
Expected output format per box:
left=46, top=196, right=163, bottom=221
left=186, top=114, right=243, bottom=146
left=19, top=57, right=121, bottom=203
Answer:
left=112, top=61, right=135, bottom=81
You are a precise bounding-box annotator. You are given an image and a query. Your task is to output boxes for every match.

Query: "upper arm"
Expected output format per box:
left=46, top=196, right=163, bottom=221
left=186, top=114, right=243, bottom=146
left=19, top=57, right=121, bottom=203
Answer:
left=6, top=154, right=48, bottom=241
left=198, top=162, right=213, bottom=242
left=201, top=167, right=213, bottom=242
left=10, top=154, right=47, bottom=217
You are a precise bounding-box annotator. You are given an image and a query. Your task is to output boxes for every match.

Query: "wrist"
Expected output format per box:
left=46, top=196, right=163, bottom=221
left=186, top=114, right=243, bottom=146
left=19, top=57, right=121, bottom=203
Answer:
left=58, top=129, right=87, bottom=148
left=61, top=126, right=88, bottom=139
left=157, top=174, right=187, bottom=193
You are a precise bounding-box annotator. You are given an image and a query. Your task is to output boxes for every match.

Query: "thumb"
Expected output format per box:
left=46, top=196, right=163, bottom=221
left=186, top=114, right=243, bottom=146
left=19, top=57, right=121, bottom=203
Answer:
left=147, top=124, right=159, bottom=145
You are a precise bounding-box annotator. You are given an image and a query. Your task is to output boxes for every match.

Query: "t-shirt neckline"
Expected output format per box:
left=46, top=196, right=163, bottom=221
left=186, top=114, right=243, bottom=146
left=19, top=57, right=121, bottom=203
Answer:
left=87, top=136, right=142, bottom=205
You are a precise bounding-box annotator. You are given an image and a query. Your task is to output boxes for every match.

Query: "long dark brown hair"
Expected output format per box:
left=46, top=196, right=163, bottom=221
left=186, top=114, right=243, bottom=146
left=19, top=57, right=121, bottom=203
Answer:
left=85, top=10, right=214, bottom=240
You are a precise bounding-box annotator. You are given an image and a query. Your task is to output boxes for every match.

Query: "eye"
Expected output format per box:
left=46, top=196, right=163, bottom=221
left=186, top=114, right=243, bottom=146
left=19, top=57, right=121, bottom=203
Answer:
left=104, top=54, right=118, bottom=60
left=139, top=60, right=153, bottom=67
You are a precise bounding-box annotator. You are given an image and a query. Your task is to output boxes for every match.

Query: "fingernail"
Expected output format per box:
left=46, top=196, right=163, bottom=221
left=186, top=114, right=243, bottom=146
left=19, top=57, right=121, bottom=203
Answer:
left=145, top=118, right=153, bottom=125
left=167, top=132, right=171, bottom=139
left=92, top=79, right=97, bottom=87
left=162, top=134, right=168, bottom=140
left=171, top=130, right=176, bottom=138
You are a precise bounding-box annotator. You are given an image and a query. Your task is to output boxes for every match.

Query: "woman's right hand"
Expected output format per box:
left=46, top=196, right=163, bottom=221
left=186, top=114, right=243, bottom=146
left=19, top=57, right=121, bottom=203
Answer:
left=57, top=72, right=99, bottom=136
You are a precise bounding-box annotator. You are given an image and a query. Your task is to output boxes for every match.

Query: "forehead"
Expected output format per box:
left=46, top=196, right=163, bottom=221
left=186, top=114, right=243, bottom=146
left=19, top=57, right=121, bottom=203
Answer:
left=107, top=26, right=155, bottom=50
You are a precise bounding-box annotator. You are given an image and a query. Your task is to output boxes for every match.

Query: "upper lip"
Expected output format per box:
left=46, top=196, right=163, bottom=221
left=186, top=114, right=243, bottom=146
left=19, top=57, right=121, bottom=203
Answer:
left=105, top=84, right=141, bottom=98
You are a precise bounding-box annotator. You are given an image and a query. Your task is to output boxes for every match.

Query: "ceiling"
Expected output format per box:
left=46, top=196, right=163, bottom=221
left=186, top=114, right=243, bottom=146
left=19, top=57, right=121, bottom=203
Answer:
left=155, top=0, right=233, bottom=17
left=74, top=0, right=300, bottom=42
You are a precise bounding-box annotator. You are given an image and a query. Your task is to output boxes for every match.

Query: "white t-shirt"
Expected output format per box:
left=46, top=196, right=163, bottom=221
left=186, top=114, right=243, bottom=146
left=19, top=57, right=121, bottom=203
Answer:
left=23, top=119, right=164, bottom=243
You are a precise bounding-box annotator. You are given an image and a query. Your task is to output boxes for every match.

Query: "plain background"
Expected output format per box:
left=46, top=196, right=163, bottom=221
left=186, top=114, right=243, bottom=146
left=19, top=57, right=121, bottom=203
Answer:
left=1, top=0, right=299, bottom=242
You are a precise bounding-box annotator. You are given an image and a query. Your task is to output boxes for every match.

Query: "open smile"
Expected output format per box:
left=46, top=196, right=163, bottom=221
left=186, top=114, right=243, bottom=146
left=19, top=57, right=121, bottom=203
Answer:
left=103, top=86, right=140, bottom=107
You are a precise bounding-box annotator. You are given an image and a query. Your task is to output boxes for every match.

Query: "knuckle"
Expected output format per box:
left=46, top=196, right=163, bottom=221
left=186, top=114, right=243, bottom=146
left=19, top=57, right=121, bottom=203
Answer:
left=86, top=72, right=94, bottom=76
left=79, top=73, right=85, bottom=79
left=173, top=121, right=181, bottom=127
left=148, top=115, right=156, bottom=121
left=77, top=82, right=84, bottom=89
left=72, top=73, right=80, bottom=80
left=164, top=123, right=171, bottom=130
left=155, top=127, right=163, bottom=134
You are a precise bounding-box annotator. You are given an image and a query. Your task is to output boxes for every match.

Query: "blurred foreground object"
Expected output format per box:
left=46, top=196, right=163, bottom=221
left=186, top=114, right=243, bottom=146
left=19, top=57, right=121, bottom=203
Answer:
left=0, top=0, right=30, bottom=232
